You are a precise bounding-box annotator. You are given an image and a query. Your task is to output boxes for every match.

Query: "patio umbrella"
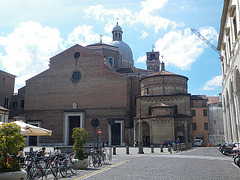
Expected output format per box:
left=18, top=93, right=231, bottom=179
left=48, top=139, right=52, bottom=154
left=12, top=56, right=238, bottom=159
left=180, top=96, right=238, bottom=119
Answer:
left=0, top=121, right=28, bottom=135
left=13, top=121, right=52, bottom=136
left=0, top=121, right=52, bottom=136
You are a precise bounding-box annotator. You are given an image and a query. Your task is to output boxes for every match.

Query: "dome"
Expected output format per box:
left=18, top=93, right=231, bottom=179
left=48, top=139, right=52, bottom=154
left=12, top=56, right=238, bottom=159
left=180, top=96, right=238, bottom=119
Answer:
left=112, top=23, right=122, bottom=32
left=109, top=41, right=133, bottom=61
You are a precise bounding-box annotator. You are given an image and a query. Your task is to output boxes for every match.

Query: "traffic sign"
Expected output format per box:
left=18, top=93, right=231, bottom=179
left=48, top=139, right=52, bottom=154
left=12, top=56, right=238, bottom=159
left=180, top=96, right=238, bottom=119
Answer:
left=91, top=118, right=99, bottom=128
left=98, top=129, right=102, bottom=135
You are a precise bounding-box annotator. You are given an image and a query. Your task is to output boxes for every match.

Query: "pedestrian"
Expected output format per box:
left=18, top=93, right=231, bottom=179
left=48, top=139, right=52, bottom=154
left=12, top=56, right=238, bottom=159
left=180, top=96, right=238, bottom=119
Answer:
left=17, top=147, right=24, bottom=165
left=176, top=138, right=180, bottom=144
left=37, top=147, right=46, bottom=157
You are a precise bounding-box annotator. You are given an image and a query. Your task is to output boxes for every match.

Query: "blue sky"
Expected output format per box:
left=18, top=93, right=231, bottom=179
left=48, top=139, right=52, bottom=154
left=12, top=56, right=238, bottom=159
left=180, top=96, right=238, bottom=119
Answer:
left=0, top=0, right=224, bottom=96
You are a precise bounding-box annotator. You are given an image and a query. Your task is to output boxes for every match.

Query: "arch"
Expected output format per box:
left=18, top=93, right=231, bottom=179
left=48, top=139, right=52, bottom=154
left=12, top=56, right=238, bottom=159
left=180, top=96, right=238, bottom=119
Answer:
left=234, top=68, right=240, bottom=142
left=222, top=94, right=228, bottom=142
left=175, top=126, right=185, bottom=143
left=226, top=89, right=233, bottom=142
left=135, top=121, right=150, bottom=147
left=108, top=57, right=114, bottom=66
left=230, top=81, right=238, bottom=142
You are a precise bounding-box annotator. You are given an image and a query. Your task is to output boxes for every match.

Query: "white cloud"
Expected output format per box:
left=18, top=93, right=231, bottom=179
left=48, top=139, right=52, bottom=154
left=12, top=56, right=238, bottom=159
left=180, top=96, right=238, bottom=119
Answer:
left=0, top=21, right=64, bottom=91
left=203, top=75, right=222, bottom=91
left=137, top=55, right=146, bottom=63
left=140, top=0, right=168, bottom=12
left=139, top=31, right=148, bottom=39
left=154, top=27, right=218, bottom=70
left=85, top=0, right=181, bottom=34
left=0, top=21, right=114, bottom=91
left=154, top=28, right=203, bottom=69
left=65, top=25, right=112, bottom=46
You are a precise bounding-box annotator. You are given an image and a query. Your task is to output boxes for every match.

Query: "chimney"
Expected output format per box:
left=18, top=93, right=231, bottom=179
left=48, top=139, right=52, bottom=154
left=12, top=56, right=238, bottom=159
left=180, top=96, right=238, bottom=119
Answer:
left=161, top=61, right=165, bottom=71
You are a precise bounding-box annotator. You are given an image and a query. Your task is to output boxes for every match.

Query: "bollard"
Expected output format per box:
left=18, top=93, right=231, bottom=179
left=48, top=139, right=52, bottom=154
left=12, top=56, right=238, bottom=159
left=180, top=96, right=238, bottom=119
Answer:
left=126, top=146, right=129, bottom=154
left=177, top=143, right=180, bottom=152
left=181, top=143, right=184, bottom=151
left=167, top=144, right=171, bottom=153
left=151, top=145, right=154, bottom=153
left=173, top=144, right=176, bottom=151
left=168, top=145, right=172, bottom=154
left=160, top=145, right=163, bottom=152
left=113, top=146, right=116, bottom=155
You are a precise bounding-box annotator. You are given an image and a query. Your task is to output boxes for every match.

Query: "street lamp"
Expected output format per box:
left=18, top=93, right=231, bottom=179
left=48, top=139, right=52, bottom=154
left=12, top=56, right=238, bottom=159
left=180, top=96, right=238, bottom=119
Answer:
left=138, top=117, right=144, bottom=154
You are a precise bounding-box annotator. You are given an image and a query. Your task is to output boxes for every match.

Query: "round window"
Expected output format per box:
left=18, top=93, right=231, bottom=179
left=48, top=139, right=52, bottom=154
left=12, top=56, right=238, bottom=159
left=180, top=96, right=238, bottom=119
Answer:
left=71, top=71, right=81, bottom=82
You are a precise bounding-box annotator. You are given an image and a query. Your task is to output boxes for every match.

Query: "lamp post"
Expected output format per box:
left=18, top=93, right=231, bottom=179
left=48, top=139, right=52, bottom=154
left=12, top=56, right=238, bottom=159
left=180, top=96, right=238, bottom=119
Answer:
left=138, top=117, right=144, bottom=154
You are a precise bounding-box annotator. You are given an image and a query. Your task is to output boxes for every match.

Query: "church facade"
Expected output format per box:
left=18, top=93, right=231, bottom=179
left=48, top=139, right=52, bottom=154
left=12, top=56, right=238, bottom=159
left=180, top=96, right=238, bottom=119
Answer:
left=11, top=23, right=192, bottom=146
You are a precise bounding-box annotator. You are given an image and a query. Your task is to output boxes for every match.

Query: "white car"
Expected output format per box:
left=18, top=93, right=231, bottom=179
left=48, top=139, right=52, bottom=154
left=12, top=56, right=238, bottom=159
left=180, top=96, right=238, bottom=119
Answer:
left=194, top=139, right=203, bottom=146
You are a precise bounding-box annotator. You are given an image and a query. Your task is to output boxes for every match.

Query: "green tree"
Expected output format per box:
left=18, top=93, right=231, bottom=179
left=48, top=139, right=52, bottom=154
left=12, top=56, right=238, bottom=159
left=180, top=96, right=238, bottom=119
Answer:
left=0, top=122, right=26, bottom=173
left=72, top=127, right=88, bottom=160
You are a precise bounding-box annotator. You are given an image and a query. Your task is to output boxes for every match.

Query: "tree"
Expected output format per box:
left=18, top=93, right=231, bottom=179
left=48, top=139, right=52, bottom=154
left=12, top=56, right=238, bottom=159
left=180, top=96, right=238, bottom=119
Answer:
left=0, top=122, right=26, bottom=173
left=72, top=127, right=88, bottom=160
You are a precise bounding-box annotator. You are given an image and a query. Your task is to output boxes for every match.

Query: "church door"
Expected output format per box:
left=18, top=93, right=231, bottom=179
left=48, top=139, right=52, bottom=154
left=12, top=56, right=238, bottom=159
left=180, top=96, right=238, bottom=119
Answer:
left=69, top=116, right=80, bottom=145
left=111, top=123, right=121, bottom=145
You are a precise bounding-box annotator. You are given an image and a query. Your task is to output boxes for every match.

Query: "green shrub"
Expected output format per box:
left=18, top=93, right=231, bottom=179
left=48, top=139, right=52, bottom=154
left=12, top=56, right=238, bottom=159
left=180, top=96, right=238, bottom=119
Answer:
left=0, top=122, right=26, bottom=173
left=72, top=127, right=88, bottom=160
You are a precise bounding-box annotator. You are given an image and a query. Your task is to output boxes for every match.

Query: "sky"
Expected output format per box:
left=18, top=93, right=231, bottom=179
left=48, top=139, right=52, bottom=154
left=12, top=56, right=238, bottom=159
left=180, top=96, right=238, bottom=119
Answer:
left=0, top=0, right=224, bottom=96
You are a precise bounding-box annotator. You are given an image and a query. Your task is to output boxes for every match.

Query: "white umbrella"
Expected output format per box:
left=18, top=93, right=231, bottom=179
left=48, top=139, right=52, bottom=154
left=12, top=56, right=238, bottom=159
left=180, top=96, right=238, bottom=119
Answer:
left=0, top=121, right=28, bottom=135
left=0, top=121, right=52, bottom=136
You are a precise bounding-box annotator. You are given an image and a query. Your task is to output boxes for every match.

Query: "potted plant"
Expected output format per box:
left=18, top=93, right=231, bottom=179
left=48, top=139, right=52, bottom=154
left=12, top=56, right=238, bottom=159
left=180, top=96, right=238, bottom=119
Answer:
left=72, top=127, right=88, bottom=169
left=0, top=122, right=27, bottom=180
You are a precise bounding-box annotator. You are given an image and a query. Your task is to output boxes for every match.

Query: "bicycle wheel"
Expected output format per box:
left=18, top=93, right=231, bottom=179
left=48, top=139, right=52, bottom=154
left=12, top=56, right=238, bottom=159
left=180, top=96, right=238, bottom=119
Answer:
left=51, top=162, right=59, bottom=179
left=60, top=164, right=67, bottom=177
left=92, top=154, right=99, bottom=167
left=70, top=163, right=77, bottom=174
left=29, top=165, right=44, bottom=180
left=98, top=155, right=102, bottom=167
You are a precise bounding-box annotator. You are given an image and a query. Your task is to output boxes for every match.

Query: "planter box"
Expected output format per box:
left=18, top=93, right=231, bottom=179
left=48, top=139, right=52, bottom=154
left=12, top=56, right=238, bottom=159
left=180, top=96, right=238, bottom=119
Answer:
left=73, top=158, right=89, bottom=169
left=0, top=169, right=27, bottom=180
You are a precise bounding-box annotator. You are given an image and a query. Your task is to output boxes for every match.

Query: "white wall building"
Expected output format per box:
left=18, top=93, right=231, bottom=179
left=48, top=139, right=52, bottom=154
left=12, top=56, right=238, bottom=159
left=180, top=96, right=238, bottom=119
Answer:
left=208, top=96, right=225, bottom=146
left=0, top=106, right=9, bottom=122
left=218, top=0, right=240, bottom=143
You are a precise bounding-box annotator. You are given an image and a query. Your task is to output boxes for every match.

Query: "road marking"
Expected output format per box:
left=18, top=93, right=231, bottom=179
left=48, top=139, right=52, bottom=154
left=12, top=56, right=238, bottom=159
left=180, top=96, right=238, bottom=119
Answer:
left=151, top=154, right=232, bottom=161
left=75, top=160, right=127, bottom=179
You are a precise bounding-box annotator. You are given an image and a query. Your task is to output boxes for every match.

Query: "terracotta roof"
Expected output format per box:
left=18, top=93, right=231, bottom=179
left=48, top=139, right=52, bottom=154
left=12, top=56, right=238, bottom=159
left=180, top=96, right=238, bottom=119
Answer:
left=0, top=106, right=10, bottom=111
left=191, top=95, right=208, bottom=100
left=149, top=70, right=179, bottom=76
left=140, top=70, right=188, bottom=81
left=207, top=96, right=221, bottom=104
left=86, top=42, right=117, bottom=48
left=151, top=102, right=172, bottom=108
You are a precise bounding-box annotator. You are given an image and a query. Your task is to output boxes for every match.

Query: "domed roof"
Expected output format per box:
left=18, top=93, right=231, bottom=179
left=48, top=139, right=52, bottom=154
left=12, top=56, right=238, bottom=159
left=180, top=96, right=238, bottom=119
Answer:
left=109, top=40, right=133, bottom=61
left=113, top=23, right=122, bottom=32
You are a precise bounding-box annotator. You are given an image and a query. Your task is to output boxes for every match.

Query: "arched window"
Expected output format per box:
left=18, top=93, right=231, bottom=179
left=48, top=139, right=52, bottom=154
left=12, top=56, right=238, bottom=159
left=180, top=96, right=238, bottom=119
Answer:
left=108, top=57, right=114, bottom=66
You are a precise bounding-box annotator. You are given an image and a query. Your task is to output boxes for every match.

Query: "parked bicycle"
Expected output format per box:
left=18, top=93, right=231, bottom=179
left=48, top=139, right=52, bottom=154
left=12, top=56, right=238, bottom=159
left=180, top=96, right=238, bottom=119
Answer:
left=24, top=155, right=58, bottom=180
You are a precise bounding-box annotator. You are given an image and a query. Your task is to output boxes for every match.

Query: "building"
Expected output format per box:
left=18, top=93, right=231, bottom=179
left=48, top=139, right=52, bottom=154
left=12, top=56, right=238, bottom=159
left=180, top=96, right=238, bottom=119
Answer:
left=11, top=23, right=192, bottom=147
left=134, top=60, right=192, bottom=146
left=217, top=0, right=240, bottom=143
left=0, top=70, right=16, bottom=122
left=0, top=106, right=9, bottom=122
left=191, top=95, right=209, bottom=145
left=0, top=70, right=16, bottom=110
left=208, top=95, right=225, bottom=146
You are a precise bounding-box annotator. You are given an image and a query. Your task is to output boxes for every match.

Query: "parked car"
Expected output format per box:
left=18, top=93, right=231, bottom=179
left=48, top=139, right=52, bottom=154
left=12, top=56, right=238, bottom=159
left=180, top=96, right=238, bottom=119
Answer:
left=194, top=139, right=203, bottom=147
left=162, top=141, right=175, bottom=148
